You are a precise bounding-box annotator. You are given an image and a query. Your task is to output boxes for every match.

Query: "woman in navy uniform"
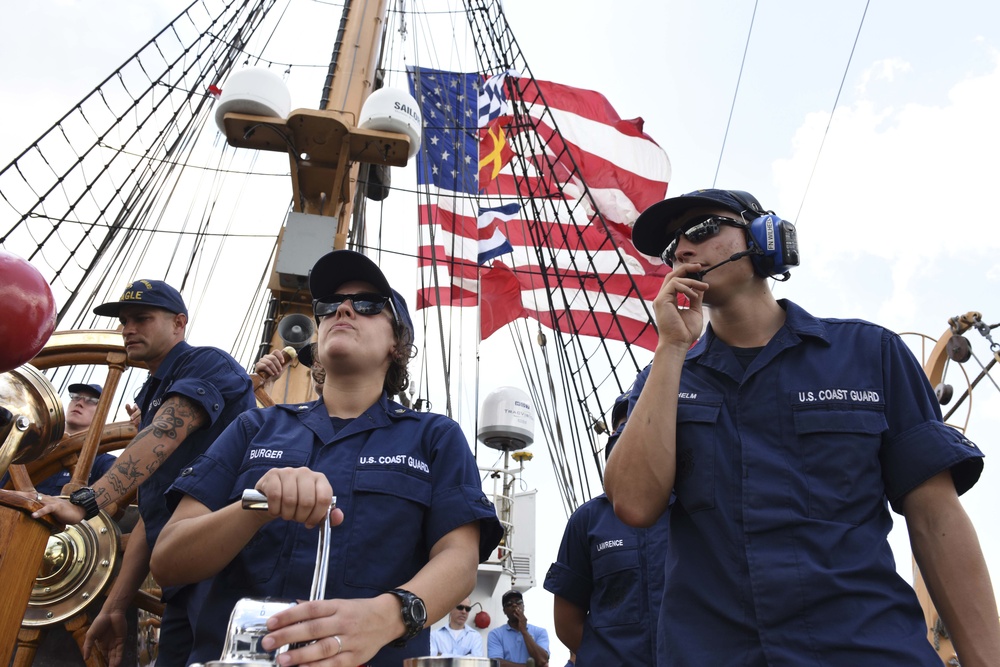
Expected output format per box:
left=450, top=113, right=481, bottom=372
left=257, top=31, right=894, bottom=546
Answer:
left=151, top=250, right=503, bottom=667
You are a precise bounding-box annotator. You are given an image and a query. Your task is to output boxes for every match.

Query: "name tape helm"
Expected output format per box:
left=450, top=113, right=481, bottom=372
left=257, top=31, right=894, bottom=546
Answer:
left=631, top=188, right=799, bottom=279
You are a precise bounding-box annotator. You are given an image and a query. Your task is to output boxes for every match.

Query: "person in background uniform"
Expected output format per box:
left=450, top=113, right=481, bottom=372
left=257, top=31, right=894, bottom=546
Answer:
left=430, top=597, right=483, bottom=657
left=605, top=188, right=1000, bottom=666
left=254, top=341, right=325, bottom=397
left=544, top=391, right=668, bottom=667
left=149, top=249, right=503, bottom=667
left=32, top=280, right=256, bottom=667
left=2, top=383, right=117, bottom=494
left=487, top=589, right=550, bottom=667
left=2, top=383, right=118, bottom=667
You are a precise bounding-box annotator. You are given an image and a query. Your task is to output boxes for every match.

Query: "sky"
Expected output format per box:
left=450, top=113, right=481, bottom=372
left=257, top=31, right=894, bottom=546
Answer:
left=3, top=0, right=1000, bottom=663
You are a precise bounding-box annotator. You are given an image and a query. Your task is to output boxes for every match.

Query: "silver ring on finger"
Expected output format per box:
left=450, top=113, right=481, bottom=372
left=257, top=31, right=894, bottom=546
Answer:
left=36, top=493, right=42, bottom=501
left=333, top=634, right=343, bottom=656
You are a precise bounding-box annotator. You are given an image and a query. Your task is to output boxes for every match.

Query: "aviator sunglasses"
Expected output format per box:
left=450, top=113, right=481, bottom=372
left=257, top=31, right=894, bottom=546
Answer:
left=313, top=292, right=398, bottom=323
left=661, top=215, right=747, bottom=266
left=455, top=605, right=473, bottom=612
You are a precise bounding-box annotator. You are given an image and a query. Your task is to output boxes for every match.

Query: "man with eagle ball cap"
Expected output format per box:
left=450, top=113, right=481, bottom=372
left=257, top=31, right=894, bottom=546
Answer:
left=32, top=279, right=255, bottom=666
left=151, top=249, right=503, bottom=667
left=605, top=188, right=999, bottom=665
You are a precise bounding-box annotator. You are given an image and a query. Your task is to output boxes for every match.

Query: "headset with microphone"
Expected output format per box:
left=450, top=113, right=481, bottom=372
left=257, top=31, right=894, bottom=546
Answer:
left=683, top=190, right=800, bottom=281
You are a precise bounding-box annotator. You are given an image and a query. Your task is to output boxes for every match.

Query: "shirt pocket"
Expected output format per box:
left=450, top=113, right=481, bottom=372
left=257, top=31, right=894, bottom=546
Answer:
left=792, top=406, right=887, bottom=524
left=344, top=468, right=432, bottom=590
left=675, top=397, right=722, bottom=514
left=589, top=548, right=641, bottom=627
left=229, top=449, right=312, bottom=586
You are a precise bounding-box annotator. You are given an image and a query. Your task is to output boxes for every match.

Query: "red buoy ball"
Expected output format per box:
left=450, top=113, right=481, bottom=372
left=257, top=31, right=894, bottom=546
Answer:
left=0, top=250, right=57, bottom=372
left=474, top=610, right=491, bottom=629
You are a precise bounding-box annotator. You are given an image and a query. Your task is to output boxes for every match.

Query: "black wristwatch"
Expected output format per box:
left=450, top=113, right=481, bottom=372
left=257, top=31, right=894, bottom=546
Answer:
left=69, top=487, right=100, bottom=520
left=387, top=588, right=427, bottom=647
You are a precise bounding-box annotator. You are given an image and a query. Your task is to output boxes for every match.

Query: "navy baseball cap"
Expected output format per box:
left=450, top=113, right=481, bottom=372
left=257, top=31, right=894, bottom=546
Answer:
left=309, top=250, right=414, bottom=341
left=94, top=279, right=188, bottom=318
left=631, top=189, right=766, bottom=256
left=68, top=383, right=102, bottom=397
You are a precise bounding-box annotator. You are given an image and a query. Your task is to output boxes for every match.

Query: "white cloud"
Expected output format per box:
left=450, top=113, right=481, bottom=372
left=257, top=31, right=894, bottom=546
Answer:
left=855, top=57, right=912, bottom=95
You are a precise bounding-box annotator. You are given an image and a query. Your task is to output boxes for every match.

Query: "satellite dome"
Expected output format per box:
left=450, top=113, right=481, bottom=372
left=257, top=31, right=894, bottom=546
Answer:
left=214, top=67, right=291, bottom=133
left=359, top=88, right=423, bottom=159
left=478, top=386, right=535, bottom=451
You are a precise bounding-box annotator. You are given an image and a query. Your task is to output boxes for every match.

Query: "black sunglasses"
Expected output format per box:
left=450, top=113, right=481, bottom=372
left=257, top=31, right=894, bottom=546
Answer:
left=313, top=293, right=396, bottom=321
left=455, top=605, right=472, bottom=612
left=661, top=215, right=747, bottom=266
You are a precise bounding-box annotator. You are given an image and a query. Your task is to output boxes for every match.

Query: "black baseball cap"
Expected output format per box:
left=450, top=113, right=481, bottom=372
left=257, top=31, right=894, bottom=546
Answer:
left=502, top=590, right=523, bottom=606
left=631, top=189, right=766, bottom=257
left=309, top=250, right=414, bottom=341
left=94, top=279, right=188, bottom=317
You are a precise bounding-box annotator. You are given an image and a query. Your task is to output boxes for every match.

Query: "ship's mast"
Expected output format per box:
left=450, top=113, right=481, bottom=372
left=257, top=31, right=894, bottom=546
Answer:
left=218, top=0, right=402, bottom=401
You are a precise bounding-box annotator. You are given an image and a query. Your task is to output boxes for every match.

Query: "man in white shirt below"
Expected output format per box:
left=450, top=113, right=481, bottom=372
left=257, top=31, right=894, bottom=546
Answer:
left=430, top=597, right=483, bottom=657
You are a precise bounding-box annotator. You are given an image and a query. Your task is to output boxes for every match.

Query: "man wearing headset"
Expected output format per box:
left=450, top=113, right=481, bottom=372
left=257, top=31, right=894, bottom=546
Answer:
left=605, top=189, right=999, bottom=666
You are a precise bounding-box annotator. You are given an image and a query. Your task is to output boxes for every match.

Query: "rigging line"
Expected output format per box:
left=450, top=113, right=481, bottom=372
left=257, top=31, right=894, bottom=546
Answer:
left=245, top=0, right=294, bottom=68
left=9, top=0, right=265, bottom=272
left=712, top=0, right=758, bottom=188
left=96, top=141, right=291, bottom=177
left=23, top=213, right=280, bottom=238
left=794, top=0, right=871, bottom=222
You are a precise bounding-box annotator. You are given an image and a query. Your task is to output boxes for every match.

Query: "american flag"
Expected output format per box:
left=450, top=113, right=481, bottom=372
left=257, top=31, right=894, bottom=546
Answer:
left=407, top=67, right=671, bottom=348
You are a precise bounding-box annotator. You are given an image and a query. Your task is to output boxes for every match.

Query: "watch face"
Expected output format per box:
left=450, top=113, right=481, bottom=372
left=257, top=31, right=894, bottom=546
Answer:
left=411, top=598, right=427, bottom=625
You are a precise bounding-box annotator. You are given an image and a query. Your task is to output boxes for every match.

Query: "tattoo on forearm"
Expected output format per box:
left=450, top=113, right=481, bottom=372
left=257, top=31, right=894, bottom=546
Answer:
left=91, top=396, right=206, bottom=508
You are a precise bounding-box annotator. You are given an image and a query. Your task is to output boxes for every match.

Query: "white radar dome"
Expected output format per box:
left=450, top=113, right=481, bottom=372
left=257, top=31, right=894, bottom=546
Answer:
left=478, top=386, right=535, bottom=451
left=359, top=88, right=423, bottom=159
left=214, top=68, right=292, bottom=134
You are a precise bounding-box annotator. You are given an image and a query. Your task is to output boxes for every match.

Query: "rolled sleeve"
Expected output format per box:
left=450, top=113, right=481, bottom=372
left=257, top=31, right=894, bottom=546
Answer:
left=879, top=332, right=986, bottom=511
left=882, top=420, right=984, bottom=510
left=166, top=412, right=254, bottom=512
left=163, top=348, right=251, bottom=427
left=544, top=507, right=593, bottom=609
left=425, top=420, right=503, bottom=561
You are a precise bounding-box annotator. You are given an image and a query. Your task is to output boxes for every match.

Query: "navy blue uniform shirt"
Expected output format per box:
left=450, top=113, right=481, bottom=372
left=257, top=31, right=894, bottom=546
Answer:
left=626, top=300, right=984, bottom=666
left=544, top=494, right=668, bottom=667
left=168, top=394, right=504, bottom=667
left=134, top=340, right=255, bottom=550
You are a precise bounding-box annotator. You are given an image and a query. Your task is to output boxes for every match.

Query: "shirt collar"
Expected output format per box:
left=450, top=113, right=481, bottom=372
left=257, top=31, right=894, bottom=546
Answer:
left=149, top=340, right=192, bottom=379
left=688, top=298, right=829, bottom=361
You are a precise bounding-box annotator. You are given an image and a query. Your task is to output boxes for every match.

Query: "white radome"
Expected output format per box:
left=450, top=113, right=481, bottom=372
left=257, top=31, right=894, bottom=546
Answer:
left=359, top=88, right=423, bottom=159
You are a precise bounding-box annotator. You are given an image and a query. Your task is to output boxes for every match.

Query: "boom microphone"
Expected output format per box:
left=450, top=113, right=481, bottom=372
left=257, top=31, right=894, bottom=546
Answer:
left=687, top=248, right=762, bottom=281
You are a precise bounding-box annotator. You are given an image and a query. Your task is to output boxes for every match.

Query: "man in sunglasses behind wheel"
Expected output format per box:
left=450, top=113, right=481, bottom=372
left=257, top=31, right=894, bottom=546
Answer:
left=606, top=188, right=999, bottom=666
left=430, top=597, right=483, bottom=657
left=151, top=249, right=503, bottom=667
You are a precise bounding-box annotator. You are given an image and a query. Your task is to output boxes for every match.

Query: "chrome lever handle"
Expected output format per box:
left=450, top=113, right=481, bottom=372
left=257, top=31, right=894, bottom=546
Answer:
left=240, top=488, right=336, bottom=601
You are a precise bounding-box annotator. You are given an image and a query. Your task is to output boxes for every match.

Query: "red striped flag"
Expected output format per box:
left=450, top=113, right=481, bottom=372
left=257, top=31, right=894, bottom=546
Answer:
left=408, top=68, right=671, bottom=349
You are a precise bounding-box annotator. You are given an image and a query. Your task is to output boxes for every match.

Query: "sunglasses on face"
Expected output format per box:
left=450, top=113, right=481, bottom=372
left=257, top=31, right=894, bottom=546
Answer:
left=69, top=393, right=100, bottom=406
left=455, top=605, right=472, bottom=612
left=661, top=215, right=747, bottom=266
left=313, top=293, right=395, bottom=322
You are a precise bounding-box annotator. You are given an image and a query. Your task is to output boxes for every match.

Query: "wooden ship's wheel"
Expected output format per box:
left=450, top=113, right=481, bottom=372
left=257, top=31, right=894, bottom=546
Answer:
left=0, top=330, right=282, bottom=667
left=1, top=331, right=144, bottom=667
left=902, top=311, right=1000, bottom=665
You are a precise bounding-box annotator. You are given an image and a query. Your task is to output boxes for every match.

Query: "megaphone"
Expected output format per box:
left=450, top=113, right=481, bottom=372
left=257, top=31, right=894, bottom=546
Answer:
left=276, top=314, right=315, bottom=350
